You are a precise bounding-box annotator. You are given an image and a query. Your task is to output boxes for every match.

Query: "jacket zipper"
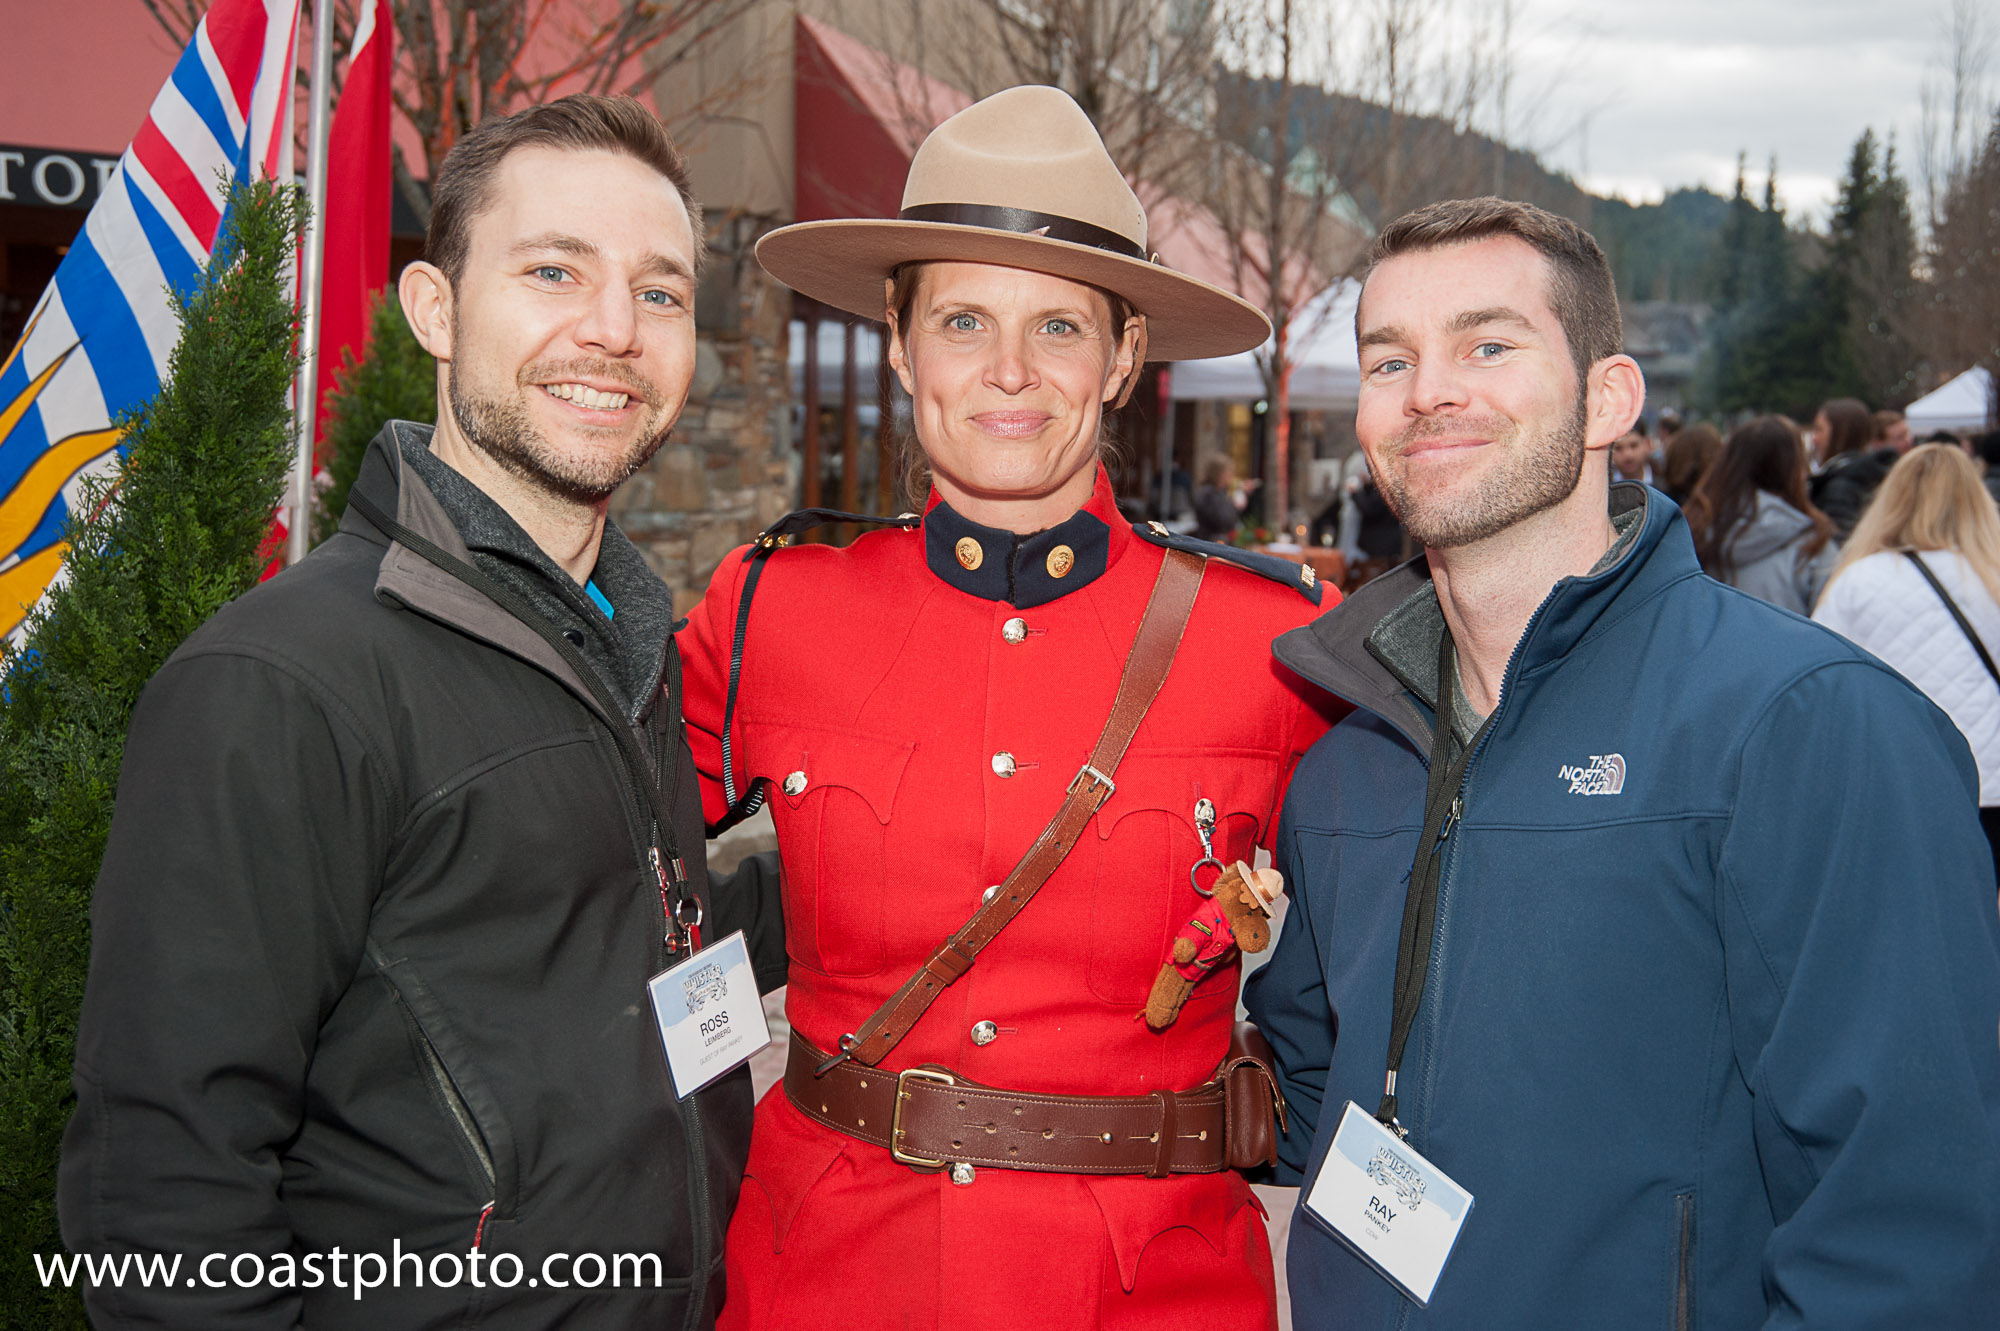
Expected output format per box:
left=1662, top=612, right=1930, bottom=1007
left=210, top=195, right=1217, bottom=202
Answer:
left=525, top=645, right=716, bottom=1321
left=367, top=497, right=713, bottom=1315
left=368, top=939, right=501, bottom=1228
left=1673, top=1190, right=1696, bottom=1331
left=416, top=1026, right=501, bottom=1251
left=411, top=1026, right=497, bottom=1197
left=1391, top=602, right=1559, bottom=1331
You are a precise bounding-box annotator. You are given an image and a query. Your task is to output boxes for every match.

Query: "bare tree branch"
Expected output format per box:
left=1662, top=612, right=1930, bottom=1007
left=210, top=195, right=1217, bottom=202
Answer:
left=144, top=0, right=764, bottom=229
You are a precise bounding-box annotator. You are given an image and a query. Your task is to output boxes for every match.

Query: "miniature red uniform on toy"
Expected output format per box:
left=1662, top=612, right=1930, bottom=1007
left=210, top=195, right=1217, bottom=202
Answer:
left=1175, top=895, right=1241, bottom=977
left=1147, top=862, right=1285, bottom=1031
left=680, top=472, right=1339, bottom=1330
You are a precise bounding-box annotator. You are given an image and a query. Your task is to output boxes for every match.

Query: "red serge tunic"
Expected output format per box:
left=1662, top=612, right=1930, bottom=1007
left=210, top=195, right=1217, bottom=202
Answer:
left=681, top=468, right=1339, bottom=1330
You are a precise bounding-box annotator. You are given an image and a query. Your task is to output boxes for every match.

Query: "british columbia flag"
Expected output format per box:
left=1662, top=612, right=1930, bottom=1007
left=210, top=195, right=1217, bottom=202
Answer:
left=0, top=0, right=300, bottom=643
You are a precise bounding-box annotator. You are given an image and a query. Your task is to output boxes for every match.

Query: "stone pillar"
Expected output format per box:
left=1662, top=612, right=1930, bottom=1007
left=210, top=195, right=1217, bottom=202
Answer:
left=613, top=220, right=798, bottom=613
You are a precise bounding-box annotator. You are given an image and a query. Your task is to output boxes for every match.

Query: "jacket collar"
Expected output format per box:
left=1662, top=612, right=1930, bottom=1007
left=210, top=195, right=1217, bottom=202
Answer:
left=921, top=465, right=1129, bottom=608
left=343, top=423, right=612, bottom=725
left=1274, top=482, right=1700, bottom=748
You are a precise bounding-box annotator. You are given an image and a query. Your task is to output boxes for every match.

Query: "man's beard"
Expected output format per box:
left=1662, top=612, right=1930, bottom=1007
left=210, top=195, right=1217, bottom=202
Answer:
left=1374, top=394, right=1588, bottom=549
left=446, top=357, right=672, bottom=507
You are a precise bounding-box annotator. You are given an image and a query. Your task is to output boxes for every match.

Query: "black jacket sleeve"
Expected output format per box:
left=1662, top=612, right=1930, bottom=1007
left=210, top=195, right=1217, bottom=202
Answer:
left=1810, top=449, right=1894, bottom=540
left=58, top=647, right=392, bottom=1330
left=705, top=850, right=787, bottom=995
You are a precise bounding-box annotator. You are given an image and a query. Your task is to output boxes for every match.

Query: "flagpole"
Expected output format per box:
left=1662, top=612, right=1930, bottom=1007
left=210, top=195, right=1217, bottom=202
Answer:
left=289, top=0, right=335, bottom=565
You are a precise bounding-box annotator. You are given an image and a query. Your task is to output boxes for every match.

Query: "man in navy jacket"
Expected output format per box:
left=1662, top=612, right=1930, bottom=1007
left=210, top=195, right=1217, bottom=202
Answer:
left=1247, top=197, right=2000, bottom=1328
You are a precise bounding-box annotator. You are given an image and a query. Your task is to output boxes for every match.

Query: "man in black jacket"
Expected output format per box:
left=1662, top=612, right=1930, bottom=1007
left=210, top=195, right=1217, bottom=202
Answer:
left=57, top=95, right=783, bottom=1329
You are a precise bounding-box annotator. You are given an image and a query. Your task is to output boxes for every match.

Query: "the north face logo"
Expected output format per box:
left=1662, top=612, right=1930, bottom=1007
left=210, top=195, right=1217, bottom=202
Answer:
left=1557, top=753, right=1626, bottom=795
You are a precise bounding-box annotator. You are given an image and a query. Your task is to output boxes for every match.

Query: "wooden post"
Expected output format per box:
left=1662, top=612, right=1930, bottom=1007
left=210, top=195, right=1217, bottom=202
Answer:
left=876, top=324, right=895, bottom=512
left=801, top=297, right=821, bottom=530
left=840, top=319, right=860, bottom=542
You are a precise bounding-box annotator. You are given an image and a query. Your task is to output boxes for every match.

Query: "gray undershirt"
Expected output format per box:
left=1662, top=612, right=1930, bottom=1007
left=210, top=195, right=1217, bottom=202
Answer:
left=1373, top=507, right=1644, bottom=748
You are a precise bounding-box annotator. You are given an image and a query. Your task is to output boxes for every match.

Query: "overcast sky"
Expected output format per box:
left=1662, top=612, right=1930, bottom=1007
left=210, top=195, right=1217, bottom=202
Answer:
left=1502, top=0, right=1972, bottom=223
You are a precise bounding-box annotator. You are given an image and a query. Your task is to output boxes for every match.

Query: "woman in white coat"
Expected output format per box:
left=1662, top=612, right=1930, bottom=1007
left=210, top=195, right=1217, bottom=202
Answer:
left=1814, top=444, right=2000, bottom=871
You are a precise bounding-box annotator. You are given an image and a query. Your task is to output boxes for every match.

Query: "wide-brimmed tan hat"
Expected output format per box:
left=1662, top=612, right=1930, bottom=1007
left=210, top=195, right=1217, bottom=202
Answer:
left=755, top=85, right=1271, bottom=362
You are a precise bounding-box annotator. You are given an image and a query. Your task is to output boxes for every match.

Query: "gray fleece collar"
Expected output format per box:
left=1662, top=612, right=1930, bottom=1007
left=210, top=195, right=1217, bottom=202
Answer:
left=393, top=424, right=675, bottom=724
left=1365, top=505, right=1644, bottom=741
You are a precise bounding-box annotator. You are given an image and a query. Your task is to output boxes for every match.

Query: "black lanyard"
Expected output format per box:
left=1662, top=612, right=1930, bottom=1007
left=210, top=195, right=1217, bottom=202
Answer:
left=1377, top=628, right=1482, bottom=1134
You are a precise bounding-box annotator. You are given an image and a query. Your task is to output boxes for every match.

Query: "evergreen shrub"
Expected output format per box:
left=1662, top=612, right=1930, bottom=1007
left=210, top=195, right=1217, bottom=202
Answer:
left=0, top=178, right=302, bottom=1328
left=313, top=288, right=436, bottom=544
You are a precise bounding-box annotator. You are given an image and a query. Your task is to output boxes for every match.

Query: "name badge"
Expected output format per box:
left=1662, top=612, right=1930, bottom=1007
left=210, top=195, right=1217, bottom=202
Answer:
left=646, top=929, right=771, bottom=1099
left=1302, top=1101, right=1475, bottom=1307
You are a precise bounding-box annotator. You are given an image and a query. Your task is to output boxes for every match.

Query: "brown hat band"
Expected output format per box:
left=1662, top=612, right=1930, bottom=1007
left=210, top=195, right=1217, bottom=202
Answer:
left=897, top=202, right=1145, bottom=261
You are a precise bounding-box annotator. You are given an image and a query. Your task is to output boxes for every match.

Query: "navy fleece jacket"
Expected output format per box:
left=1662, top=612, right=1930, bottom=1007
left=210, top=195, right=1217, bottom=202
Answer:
left=1248, top=485, right=2000, bottom=1329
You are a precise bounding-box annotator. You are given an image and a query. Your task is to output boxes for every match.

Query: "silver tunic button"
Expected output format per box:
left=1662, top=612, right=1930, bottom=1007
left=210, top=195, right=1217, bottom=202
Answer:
left=949, top=1162, right=976, bottom=1186
left=1001, top=617, right=1028, bottom=644
left=971, top=1020, right=998, bottom=1046
left=782, top=770, right=808, bottom=796
left=991, top=751, right=1016, bottom=778
left=982, top=885, right=999, bottom=904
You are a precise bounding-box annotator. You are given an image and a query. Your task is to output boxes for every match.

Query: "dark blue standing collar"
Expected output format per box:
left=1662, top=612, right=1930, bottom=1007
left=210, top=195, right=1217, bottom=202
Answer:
left=921, top=467, right=1125, bottom=608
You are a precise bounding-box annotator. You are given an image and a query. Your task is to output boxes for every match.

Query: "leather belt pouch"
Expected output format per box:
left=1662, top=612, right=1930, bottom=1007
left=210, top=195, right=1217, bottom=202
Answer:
left=1220, top=1021, right=1289, bottom=1171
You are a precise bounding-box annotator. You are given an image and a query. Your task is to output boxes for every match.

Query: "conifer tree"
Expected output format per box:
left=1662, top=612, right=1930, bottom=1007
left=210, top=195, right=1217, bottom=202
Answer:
left=0, top=178, right=302, bottom=1328
left=1826, top=133, right=1921, bottom=406
left=1697, top=158, right=1828, bottom=415
left=1692, top=141, right=1921, bottom=419
left=313, top=289, right=436, bottom=544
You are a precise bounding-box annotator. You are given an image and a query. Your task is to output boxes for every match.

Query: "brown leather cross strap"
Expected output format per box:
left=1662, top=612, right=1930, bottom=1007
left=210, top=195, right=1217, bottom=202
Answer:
left=788, top=1037, right=1229, bottom=1177
left=827, top=547, right=1206, bottom=1071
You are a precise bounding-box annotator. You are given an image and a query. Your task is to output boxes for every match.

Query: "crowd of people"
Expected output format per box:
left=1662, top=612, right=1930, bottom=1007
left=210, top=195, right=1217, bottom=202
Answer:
left=1601, top=397, right=2000, bottom=862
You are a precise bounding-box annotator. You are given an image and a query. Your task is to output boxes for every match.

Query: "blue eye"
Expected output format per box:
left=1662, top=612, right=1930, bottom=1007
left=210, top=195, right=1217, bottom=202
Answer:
left=1043, top=318, right=1076, bottom=335
left=1474, top=341, right=1508, bottom=358
left=639, top=289, right=675, bottom=307
left=1371, top=357, right=1410, bottom=376
left=534, top=265, right=569, bottom=284
left=947, top=313, right=980, bottom=332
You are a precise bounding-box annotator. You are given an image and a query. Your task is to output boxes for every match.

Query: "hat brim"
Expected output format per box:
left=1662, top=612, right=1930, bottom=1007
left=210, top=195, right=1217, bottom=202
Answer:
left=755, top=219, right=1272, bottom=362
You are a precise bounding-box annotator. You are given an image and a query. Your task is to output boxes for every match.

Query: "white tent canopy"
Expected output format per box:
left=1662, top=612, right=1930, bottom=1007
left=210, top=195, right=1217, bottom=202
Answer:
left=1167, top=279, right=1360, bottom=410
left=1906, top=366, right=1993, bottom=434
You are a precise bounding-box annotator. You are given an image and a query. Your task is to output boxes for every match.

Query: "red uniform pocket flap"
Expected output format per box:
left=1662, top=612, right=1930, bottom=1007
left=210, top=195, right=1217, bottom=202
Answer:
left=1093, top=748, right=1275, bottom=848
left=1081, top=1171, right=1261, bottom=1293
left=742, top=1106, right=850, bottom=1255
left=739, top=721, right=915, bottom=824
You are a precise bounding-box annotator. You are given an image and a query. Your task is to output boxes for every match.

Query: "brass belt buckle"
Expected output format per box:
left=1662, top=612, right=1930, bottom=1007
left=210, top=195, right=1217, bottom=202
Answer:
left=890, top=1066, right=957, bottom=1168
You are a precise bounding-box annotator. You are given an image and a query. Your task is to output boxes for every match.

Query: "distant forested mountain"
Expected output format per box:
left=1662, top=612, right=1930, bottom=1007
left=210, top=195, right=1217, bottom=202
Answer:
left=1213, top=72, right=1597, bottom=246
left=1589, top=188, right=1735, bottom=303
left=1217, top=72, right=1742, bottom=309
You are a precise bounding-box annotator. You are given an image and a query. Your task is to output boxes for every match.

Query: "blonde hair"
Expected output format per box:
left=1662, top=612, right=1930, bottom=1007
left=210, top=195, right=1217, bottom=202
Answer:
left=1826, top=443, right=2000, bottom=610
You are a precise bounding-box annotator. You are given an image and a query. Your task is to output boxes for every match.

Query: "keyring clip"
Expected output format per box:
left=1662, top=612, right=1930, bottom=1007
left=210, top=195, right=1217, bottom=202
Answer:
left=815, top=1033, right=858, bottom=1076
left=1189, top=798, right=1223, bottom=896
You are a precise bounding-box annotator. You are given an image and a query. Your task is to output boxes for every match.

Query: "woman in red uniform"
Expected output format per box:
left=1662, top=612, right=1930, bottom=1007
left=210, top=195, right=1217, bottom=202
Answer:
left=682, top=86, right=1339, bottom=1329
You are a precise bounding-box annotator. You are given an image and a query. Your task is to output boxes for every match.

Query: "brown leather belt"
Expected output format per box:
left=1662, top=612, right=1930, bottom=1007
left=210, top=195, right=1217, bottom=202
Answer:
left=785, top=1037, right=1230, bottom=1177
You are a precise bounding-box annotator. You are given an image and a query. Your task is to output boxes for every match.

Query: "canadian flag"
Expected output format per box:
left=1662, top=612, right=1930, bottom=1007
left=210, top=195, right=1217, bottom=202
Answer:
left=315, top=0, right=393, bottom=436
left=262, top=0, right=392, bottom=579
